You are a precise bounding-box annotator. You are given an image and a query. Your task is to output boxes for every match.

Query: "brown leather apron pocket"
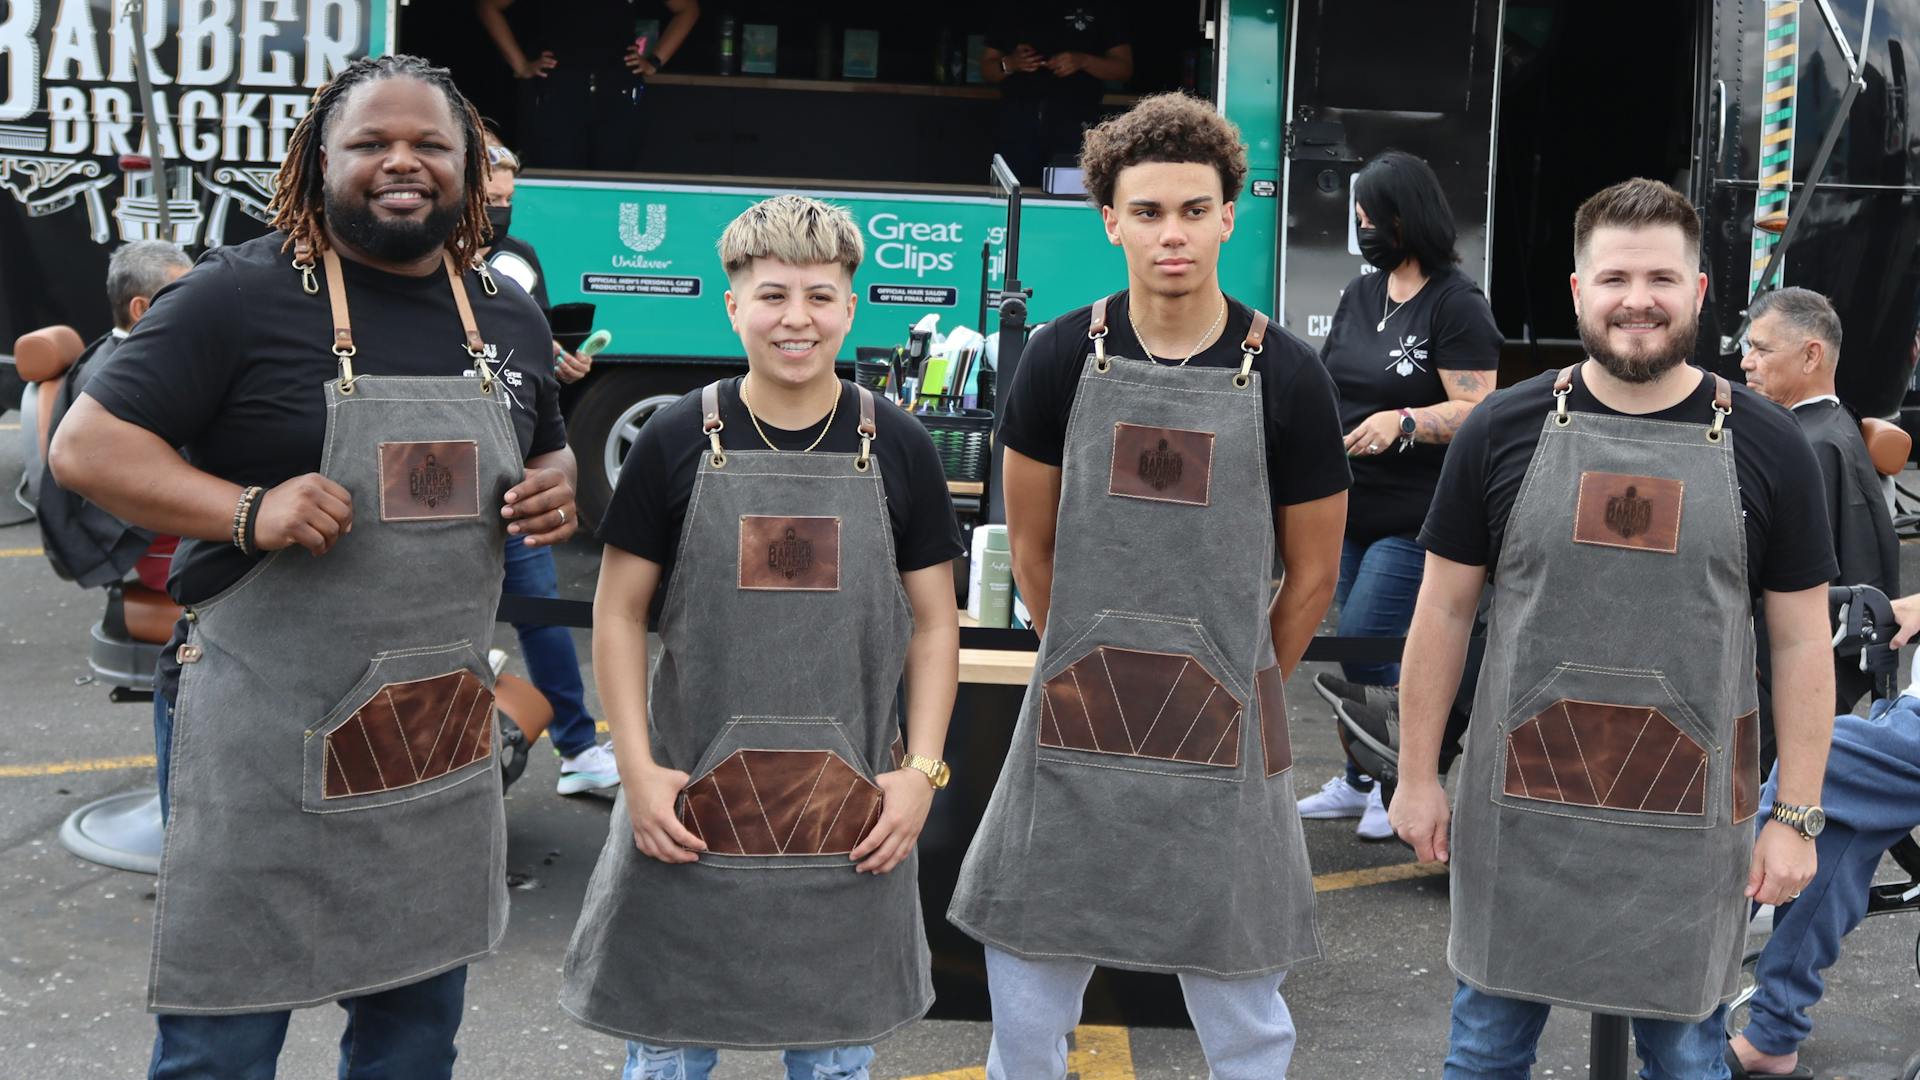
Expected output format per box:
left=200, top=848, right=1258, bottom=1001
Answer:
left=1493, top=663, right=1719, bottom=829
left=1256, top=663, right=1291, bottom=777
left=303, top=641, right=497, bottom=813
left=676, top=717, right=883, bottom=861
left=1035, top=611, right=1249, bottom=779
left=1732, top=709, right=1761, bottom=822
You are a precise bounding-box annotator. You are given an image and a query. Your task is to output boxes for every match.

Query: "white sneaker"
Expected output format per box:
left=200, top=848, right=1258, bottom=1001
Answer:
left=1298, top=774, right=1370, bottom=819
left=1356, top=785, right=1394, bottom=841
left=557, top=742, right=621, bottom=795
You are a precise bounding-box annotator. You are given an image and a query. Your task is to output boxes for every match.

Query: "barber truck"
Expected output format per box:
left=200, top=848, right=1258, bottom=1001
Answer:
left=5, top=1, right=1918, bottom=526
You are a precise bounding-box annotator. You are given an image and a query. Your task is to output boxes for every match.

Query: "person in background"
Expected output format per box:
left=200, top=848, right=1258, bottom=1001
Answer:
left=1297, top=150, right=1500, bottom=840
left=480, top=132, right=616, bottom=796
left=1740, top=286, right=1899, bottom=720
left=982, top=5, right=1133, bottom=188
left=478, top=0, right=700, bottom=170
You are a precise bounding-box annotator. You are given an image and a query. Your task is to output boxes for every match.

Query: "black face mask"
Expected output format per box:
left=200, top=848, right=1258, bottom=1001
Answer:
left=485, top=204, right=512, bottom=241
left=1356, top=224, right=1404, bottom=271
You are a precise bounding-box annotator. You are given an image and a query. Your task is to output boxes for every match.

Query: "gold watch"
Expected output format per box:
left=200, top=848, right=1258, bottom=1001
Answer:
left=901, top=754, right=951, bottom=790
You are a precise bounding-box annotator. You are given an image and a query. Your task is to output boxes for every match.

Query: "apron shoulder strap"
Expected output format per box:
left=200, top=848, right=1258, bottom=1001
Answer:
left=701, top=380, right=725, bottom=433
left=1088, top=292, right=1117, bottom=339
left=319, top=250, right=354, bottom=358
left=1553, top=365, right=1578, bottom=394
left=1243, top=308, right=1270, bottom=352
left=854, top=382, right=877, bottom=438
left=1711, top=373, right=1733, bottom=412
left=441, top=255, right=490, bottom=358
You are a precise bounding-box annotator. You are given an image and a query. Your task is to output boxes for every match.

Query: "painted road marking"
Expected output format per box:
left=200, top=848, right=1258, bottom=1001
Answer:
left=0, top=422, right=19, bottom=430
left=1314, top=860, right=1448, bottom=892
left=0, top=547, right=46, bottom=558
left=902, top=1025, right=1133, bottom=1080
left=0, top=754, right=156, bottom=778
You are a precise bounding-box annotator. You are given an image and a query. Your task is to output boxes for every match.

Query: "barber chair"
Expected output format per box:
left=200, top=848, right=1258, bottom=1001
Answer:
left=1861, top=417, right=1912, bottom=479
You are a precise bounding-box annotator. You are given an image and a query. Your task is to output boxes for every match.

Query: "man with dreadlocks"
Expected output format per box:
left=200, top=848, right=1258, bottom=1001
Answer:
left=50, top=54, right=575, bottom=1077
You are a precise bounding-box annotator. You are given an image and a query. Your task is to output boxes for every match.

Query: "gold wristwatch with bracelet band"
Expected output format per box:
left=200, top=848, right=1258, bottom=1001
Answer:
left=1770, top=802, right=1826, bottom=840
left=901, top=754, right=951, bottom=791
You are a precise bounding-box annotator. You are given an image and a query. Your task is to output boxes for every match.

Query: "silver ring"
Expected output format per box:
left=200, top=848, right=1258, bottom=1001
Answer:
left=557, top=508, right=566, bottom=524
left=1789, top=891, right=1802, bottom=900
left=1367, top=443, right=1380, bottom=454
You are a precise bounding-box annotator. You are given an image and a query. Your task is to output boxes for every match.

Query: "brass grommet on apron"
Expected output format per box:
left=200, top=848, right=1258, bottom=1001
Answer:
left=1552, top=364, right=1577, bottom=426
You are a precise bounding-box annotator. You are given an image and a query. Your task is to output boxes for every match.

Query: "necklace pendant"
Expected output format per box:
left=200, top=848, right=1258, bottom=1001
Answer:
left=1376, top=319, right=1387, bottom=332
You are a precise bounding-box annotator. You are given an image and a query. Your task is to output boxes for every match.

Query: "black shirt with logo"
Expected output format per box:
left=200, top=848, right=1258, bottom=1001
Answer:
left=1320, top=267, right=1503, bottom=544
left=987, top=4, right=1128, bottom=105
left=1419, top=366, right=1838, bottom=598
left=84, top=232, right=566, bottom=698
left=996, top=292, right=1352, bottom=510
left=598, top=378, right=965, bottom=602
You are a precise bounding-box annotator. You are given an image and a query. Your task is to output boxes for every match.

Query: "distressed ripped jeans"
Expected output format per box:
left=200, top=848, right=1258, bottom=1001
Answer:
left=623, top=1041, right=875, bottom=1080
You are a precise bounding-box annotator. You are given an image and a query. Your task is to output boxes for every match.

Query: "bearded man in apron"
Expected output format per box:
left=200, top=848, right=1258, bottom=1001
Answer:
left=561, top=194, right=963, bottom=1080
left=1390, top=179, right=1838, bottom=1079
left=50, top=56, right=578, bottom=1079
left=949, top=94, right=1351, bottom=1079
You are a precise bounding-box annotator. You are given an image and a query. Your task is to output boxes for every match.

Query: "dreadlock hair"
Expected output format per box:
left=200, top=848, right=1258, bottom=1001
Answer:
left=269, top=54, right=491, bottom=267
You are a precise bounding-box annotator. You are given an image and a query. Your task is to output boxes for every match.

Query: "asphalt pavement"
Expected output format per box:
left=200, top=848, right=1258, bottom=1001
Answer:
left=1, top=410, right=1916, bottom=1079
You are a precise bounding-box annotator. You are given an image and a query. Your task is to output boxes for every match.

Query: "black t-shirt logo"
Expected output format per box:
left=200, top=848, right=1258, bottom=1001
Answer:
left=410, top=454, right=455, bottom=508
left=1605, top=486, right=1654, bottom=539
left=1138, top=438, right=1184, bottom=491
left=769, top=527, right=815, bottom=579
left=1065, top=8, right=1097, bottom=31
left=1386, top=335, right=1430, bottom=377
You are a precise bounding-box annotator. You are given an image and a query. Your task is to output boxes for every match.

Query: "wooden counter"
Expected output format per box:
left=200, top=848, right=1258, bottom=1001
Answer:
left=957, top=611, right=1034, bottom=686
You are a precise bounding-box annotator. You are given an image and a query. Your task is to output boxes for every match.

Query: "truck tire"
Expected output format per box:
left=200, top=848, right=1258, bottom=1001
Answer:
left=566, top=367, right=708, bottom=528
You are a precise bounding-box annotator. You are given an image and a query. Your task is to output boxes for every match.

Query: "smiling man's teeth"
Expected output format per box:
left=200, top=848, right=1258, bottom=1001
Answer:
left=776, top=342, right=814, bottom=353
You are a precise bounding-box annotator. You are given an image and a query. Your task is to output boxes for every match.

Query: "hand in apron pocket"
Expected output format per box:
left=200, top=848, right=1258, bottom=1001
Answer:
left=677, top=717, right=886, bottom=861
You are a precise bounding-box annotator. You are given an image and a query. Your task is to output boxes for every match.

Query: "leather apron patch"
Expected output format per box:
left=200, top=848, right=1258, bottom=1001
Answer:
left=1109, top=422, right=1215, bottom=506
left=1573, top=471, right=1683, bottom=553
left=379, top=440, right=481, bottom=521
left=739, top=515, right=841, bottom=591
left=1041, top=645, right=1242, bottom=767
left=1503, top=699, right=1708, bottom=815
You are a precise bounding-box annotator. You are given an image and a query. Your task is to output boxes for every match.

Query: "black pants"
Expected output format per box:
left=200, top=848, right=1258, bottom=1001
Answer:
left=518, top=66, right=646, bottom=171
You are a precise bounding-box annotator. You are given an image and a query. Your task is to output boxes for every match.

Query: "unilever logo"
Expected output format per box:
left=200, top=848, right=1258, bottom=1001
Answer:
left=614, top=202, right=670, bottom=270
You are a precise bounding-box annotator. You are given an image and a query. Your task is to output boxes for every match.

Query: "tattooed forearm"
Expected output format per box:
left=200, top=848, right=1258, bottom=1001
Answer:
left=1413, top=402, right=1471, bottom=443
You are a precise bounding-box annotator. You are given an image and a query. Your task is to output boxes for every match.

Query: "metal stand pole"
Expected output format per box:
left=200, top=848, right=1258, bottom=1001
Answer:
left=1590, top=1013, right=1632, bottom=1079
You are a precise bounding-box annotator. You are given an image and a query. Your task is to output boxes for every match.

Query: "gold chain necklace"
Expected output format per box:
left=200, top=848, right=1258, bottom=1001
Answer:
left=740, top=376, right=839, bottom=452
left=1128, top=296, right=1226, bottom=366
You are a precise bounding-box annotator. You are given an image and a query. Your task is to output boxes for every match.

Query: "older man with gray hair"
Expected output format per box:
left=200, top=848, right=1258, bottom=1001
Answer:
left=37, top=240, right=194, bottom=587
left=1741, top=286, right=1899, bottom=714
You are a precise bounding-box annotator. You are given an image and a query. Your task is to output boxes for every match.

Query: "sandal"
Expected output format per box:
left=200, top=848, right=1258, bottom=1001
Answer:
left=1724, top=1041, right=1815, bottom=1079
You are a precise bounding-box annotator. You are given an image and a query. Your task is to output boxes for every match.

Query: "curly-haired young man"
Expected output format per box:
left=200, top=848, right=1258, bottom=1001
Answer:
left=949, top=92, right=1350, bottom=1079
left=52, top=55, right=576, bottom=1078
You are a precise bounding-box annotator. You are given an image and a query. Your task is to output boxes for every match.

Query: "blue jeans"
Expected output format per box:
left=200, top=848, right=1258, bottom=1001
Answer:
left=1444, top=982, right=1730, bottom=1080
left=502, top=536, right=597, bottom=757
left=154, top=693, right=173, bottom=818
left=1333, top=534, right=1425, bottom=787
left=623, top=1041, right=875, bottom=1079
left=149, top=967, right=468, bottom=1079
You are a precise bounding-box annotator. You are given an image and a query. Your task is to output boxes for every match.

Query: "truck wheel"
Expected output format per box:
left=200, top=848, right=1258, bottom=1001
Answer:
left=567, top=369, right=696, bottom=528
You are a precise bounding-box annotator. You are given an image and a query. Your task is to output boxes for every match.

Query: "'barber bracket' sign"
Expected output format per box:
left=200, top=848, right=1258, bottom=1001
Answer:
left=0, top=1, right=391, bottom=248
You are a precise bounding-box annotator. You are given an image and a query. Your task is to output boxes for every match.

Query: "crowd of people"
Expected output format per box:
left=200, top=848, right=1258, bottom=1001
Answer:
left=28, top=49, right=1918, bottom=1080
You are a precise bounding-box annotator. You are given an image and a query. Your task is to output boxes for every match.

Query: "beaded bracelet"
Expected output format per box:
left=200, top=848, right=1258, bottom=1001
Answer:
left=232, top=485, right=264, bottom=555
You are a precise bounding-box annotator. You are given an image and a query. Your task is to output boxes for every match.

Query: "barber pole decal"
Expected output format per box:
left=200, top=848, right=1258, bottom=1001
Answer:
left=1750, top=0, right=1801, bottom=295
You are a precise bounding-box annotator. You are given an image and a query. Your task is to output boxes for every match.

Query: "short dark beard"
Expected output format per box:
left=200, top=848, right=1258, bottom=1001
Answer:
left=1578, top=307, right=1697, bottom=384
left=324, top=187, right=462, bottom=264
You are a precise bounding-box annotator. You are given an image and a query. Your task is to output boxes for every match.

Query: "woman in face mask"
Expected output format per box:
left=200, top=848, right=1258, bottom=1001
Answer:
left=1295, top=149, right=1502, bottom=840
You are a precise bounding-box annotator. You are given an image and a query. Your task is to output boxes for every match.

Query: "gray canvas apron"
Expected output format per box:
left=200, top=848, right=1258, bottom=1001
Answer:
left=1449, top=366, right=1761, bottom=1021
left=560, top=381, right=933, bottom=1049
left=949, top=295, right=1320, bottom=977
left=149, top=250, right=517, bottom=1013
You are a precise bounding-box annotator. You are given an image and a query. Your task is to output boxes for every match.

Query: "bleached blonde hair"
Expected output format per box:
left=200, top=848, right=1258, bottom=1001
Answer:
left=717, top=194, right=864, bottom=281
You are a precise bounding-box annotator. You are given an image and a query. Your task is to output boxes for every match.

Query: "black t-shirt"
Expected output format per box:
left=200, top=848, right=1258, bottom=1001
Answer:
left=486, top=235, right=550, bottom=311
left=1321, top=267, right=1504, bottom=543
left=85, top=232, right=567, bottom=697
left=598, top=378, right=965, bottom=600
left=997, top=292, right=1352, bottom=509
left=522, top=0, right=646, bottom=68
left=1419, top=366, right=1839, bottom=597
left=987, top=5, right=1126, bottom=105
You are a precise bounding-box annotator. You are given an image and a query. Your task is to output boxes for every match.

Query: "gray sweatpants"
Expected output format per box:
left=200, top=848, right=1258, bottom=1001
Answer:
left=983, top=946, right=1296, bottom=1080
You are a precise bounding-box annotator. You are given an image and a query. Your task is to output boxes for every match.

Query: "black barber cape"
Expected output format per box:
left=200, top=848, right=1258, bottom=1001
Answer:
left=37, top=332, right=155, bottom=587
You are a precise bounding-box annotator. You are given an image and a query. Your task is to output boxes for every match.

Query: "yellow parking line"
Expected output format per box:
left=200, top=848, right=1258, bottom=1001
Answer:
left=0, top=422, right=19, bottom=430
left=0, top=547, right=45, bottom=558
left=1314, top=860, right=1447, bottom=892
left=900, top=1025, right=1134, bottom=1080
left=0, top=754, right=156, bottom=778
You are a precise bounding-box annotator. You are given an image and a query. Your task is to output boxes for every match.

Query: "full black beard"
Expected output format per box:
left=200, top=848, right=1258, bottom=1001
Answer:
left=324, top=188, right=463, bottom=263
left=1578, top=307, right=1697, bottom=384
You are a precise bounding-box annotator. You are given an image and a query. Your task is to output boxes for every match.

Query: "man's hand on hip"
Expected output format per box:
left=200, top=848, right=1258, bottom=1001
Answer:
left=1747, top=819, right=1817, bottom=905
left=503, top=466, right=577, bottom=546
left=255, top=473, right=354, bottom=556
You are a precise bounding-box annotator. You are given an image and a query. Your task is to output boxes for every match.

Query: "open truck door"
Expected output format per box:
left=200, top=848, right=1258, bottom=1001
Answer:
left=1276, top=0, right=1504, bottom=344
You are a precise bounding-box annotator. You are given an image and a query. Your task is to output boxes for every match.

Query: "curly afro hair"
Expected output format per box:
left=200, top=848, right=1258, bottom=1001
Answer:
left=1079, top=92, right=1249, bottom=209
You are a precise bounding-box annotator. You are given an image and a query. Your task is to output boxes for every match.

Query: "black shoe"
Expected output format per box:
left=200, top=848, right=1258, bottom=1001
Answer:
left=1336, top=696, right=1401, bottom=785
left=1311, top=674, right=1400, bottom=716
